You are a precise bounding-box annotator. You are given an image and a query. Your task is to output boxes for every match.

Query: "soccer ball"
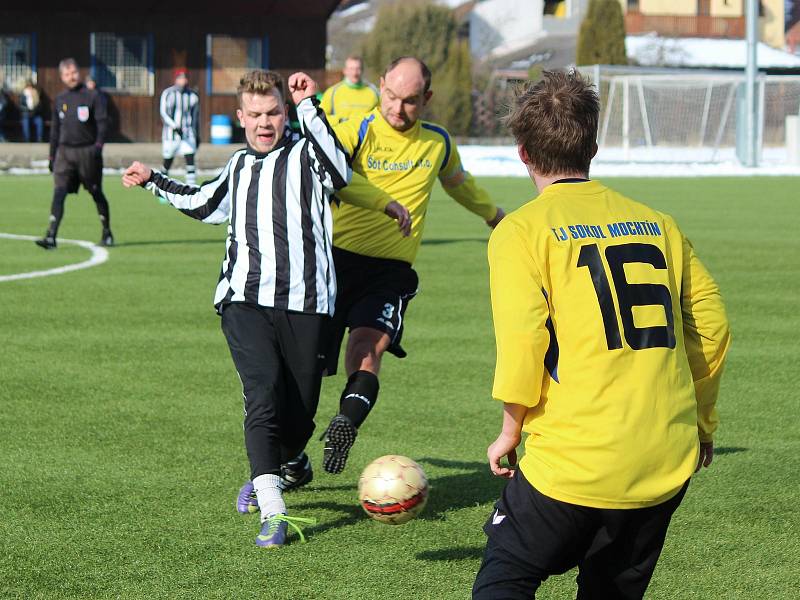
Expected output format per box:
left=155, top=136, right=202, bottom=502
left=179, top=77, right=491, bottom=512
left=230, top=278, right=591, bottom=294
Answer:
left=358, top=455, right=429, bottom=525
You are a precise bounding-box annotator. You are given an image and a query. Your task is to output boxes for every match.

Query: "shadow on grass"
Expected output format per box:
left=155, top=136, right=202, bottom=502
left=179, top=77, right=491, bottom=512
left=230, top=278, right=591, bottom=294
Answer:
left=293, top=451, right=749, bottom=544
left=715, top=446, right=748, bottom=455
left=307, top=482, right=359, bottom=492
left=289, top=458, right=502, bottom=539
left=416, top=546, right=484, bottom=561
left=113, top=238, right=220, bottom=248
left=417, top=457, right=504, bottom=521
left=421, top=237, right=488, bottom=246
left=290, top=500, right=365, bottom=539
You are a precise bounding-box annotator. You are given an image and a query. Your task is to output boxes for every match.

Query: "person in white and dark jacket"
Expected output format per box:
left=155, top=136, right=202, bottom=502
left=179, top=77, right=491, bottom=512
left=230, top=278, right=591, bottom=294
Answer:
left=160, top=68, right=200, bottom=184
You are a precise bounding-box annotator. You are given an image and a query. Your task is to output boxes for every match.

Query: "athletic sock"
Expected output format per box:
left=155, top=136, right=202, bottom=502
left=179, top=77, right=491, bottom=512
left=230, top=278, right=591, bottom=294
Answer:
left=47, top=187, right=68, bottom=238
left=185, top=154, right=196, bottom=185
left=162, top=157, right=174, bottom=175
left=90, top=190, right=111, bottom=230
left=45, top=216, right=58, bottom=240
left=252, top=474, right=286, bottom=521
left=339, top=370, right=380, bottom=428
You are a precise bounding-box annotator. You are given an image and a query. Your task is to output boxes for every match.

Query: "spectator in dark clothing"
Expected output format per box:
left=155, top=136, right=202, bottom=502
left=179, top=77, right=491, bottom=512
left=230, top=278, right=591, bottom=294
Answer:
left=0, top=87, right=9, bottom=142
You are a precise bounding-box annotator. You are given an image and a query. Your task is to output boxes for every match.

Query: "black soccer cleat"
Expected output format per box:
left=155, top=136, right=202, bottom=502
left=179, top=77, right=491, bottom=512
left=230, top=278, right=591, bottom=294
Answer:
left=35, top=236, right=57, bottom=250
left=280, top=452, right=313, bottom=492
left=322, top=415, right=358, bottom=474
left=99, top=230, right=114, bottom=247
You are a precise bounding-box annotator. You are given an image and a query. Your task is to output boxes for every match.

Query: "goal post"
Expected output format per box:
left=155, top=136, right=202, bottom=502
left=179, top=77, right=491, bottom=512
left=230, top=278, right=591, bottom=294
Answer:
left=576, top=66, right=800, bottom=165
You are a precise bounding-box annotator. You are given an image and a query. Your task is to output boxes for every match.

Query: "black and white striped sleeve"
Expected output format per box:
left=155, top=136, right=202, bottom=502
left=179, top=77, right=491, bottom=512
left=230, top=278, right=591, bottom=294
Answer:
left=295, top=96, right=351, bottom=192
left=144, top=155, right=235, bottom=224
left=159, top=88, right=178, bottom=130
left=192, top=93, right=200, bottom=141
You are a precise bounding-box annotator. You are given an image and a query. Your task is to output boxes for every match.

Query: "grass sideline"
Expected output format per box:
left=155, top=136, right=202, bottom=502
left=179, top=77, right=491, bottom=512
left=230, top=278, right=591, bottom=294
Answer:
left=1, top=175, right=798, bottom=599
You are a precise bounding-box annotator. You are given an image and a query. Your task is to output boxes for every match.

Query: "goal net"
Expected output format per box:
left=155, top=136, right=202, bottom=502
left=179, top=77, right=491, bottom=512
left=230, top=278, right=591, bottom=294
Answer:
left=576, top=66, right=800, bottom=164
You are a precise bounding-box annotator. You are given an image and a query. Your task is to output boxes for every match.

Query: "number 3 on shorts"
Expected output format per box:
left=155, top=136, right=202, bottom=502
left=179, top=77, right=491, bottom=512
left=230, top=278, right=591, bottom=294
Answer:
left=382, top=303, right=395, bottom=320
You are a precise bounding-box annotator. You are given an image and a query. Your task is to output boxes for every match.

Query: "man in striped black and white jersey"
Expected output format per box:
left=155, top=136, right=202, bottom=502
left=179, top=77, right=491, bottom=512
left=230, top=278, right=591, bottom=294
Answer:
left=122, top=70, right=410, bottom=548
left=160, top=69, right=200, bottom=184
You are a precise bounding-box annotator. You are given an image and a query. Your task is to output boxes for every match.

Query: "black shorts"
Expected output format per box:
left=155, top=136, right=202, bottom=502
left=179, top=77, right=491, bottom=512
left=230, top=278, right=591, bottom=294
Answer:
left=473, top=470, right=688, bottom=600
left=325, top=246, right=418, bottom=375
left=54, top=145, right=103, bottom=194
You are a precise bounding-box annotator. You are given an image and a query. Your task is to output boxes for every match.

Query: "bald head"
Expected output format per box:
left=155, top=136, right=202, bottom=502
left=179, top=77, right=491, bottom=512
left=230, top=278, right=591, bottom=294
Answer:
left=379, top=56, right=433, bottom=131
left=384, top=57, right=431, bottom=93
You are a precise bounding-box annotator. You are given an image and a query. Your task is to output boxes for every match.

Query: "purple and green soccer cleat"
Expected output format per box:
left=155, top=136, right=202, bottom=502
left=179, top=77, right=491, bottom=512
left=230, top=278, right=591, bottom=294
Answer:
left=236, top=481, right=259, bottom=515
left=255, top=514, right=317, bottom=548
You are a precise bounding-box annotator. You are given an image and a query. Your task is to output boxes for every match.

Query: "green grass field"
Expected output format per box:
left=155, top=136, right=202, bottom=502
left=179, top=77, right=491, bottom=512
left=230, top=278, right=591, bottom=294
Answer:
left=1, top=175, right=798, bottom=599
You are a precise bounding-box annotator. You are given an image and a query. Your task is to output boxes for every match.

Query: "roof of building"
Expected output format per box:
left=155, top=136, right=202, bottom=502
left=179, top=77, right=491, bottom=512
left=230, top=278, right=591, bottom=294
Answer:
left=627, top=34, right=800, bottom=69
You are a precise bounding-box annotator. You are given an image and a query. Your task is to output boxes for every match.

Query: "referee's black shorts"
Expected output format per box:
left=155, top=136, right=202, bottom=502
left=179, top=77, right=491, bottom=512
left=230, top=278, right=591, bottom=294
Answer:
left=325, top=246, right=418, bottom=376
left=54, top=144, right=103, bottom=194
left=473, top=470, right=688, bottom=600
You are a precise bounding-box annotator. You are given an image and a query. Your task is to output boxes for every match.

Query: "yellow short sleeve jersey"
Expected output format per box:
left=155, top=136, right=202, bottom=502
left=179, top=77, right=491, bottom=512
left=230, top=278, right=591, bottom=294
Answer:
left=331, top=110, right=497, bottom=264
left=489, top=181, right=730, bottom=509
left=319, top=81, right=379, bottom=123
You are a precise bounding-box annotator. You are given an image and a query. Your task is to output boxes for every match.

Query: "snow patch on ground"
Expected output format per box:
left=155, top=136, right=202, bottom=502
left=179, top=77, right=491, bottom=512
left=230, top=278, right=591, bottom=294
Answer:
left=4, top=146, right=799, bottom=178
left=457, top=145, right=800, bottom=177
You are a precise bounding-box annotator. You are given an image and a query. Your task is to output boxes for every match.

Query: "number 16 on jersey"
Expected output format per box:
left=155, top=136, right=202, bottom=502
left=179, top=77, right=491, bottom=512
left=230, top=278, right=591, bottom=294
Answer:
left=577, top=242, right=676, bottom=351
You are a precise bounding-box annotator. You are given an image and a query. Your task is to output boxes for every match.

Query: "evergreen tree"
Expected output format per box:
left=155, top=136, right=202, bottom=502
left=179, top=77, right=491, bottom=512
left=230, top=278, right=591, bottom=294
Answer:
left=576, top=0, right=628, bottom=65
left=361, top=1, right=473, bottom=134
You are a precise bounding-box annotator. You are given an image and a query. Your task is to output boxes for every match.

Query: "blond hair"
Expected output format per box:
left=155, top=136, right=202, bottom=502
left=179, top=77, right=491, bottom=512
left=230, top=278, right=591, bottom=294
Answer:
left=237, top=70, right=285, bottom=106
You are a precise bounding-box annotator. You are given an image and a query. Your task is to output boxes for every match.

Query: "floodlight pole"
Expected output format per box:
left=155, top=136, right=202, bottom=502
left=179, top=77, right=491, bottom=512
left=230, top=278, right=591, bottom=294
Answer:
left=745, top=0, right=759, bottom=167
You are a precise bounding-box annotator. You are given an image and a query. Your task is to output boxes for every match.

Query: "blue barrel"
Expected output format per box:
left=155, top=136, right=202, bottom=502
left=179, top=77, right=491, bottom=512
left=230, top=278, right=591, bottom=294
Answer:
left=210, top=114, right=233, bottom=144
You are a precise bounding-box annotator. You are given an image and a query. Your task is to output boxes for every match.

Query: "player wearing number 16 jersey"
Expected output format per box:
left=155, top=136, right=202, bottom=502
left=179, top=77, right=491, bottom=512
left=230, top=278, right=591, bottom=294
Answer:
left=473, top=71, right=731, bottom=599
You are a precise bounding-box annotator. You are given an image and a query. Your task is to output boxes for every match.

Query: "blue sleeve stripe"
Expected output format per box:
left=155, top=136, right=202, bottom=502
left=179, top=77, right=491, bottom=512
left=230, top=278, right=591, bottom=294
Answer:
left=352, top=114, right=375, bottom=160
left=421, top=122, right=451, bottom=172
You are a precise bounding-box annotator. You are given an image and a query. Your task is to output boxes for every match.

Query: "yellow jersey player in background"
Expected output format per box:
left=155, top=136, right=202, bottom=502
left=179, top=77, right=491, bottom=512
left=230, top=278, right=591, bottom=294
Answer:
left=318, top=56, right=506, bottom=474
left=319, top=56, right=379, bottom=124
left=472, top=70, right=731, bottom=599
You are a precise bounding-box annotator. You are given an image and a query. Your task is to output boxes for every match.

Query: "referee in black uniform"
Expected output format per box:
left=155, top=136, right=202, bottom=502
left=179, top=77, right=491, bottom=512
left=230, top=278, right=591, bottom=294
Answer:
left=36, top=58, right=113, bottom=249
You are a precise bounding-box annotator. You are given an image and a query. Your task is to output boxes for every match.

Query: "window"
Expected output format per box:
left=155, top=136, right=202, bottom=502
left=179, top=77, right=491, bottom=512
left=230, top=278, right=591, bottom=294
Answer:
left=207, top=35, right=267, bottom=94
left=91, top=33, right=153, bottom=95
left=0, top=34, right=34, bottom=91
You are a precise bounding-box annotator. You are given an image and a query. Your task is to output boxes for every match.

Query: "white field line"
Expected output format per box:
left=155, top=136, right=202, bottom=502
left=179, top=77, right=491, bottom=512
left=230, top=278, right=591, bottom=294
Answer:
left=0, top=233, right=109, bottom=282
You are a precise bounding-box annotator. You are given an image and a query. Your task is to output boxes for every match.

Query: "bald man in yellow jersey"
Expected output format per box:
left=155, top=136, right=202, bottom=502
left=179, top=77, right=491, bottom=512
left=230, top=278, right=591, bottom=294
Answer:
left=472, top=71, right=731, bottom=599
left=318, top=57, right=505, bottom=474
left=319, top=56, right=379, bottom=124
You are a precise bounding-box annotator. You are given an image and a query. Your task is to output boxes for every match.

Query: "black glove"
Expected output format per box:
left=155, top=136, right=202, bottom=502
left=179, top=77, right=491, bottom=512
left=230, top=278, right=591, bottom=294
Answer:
left=48, top=158, right=54, bottom=173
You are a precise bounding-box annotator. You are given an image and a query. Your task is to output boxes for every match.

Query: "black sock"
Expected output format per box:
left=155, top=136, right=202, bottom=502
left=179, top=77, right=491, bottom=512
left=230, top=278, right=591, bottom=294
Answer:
left=46, top=187, right=68, bottom=238
left=163, top=156, right=174, bottom=174
left=90, top=189, right=111, bottom=232
left=185, top=153, right=196, bottom=183
left=339, top=370, right=379, bottom=428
